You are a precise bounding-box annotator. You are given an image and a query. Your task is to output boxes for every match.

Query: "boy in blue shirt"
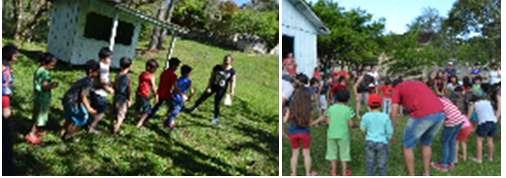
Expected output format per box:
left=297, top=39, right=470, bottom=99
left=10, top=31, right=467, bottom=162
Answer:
left=166, top=65, right=194, bottom=128
left=360, top=93, right=393, bottom=176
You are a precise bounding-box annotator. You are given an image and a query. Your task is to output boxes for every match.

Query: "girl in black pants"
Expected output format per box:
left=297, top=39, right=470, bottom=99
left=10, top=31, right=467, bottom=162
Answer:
left=187, top=55, right=236, bottom=125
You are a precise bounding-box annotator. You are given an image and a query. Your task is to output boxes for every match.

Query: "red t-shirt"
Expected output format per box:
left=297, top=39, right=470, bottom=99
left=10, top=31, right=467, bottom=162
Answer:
left=331, top=83, right=347, bottom=94
left=157, top=69, right=177, bottom=100
left=380, top=85, right=393, bottom=98
left=333, top=70, right=350, bottom=80
left=391, top=80, right=443, bottom=118
left=137, top=71, right=154, bottom=97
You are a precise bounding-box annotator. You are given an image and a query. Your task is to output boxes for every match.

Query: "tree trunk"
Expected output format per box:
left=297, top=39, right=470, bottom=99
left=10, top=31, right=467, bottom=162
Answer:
left=12, top=0, right=23, bottom=41
left=147, top=0, right=170, bottom=51
left=156, top=0, right=177, bottom=50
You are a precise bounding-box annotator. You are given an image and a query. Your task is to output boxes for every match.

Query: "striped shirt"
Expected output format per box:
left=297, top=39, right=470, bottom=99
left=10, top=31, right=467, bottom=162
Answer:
left=439, top=97, right=466, bottom=127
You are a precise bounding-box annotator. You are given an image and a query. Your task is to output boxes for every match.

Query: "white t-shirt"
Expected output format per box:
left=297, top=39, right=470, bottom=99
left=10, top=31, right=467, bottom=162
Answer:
left=282, top=80, right=294, bottom=100
left=474, top=100, right=497, bottom=124
left=489, top=70, right=500, bottom=85
left=94, top=61, right=111, bottom=97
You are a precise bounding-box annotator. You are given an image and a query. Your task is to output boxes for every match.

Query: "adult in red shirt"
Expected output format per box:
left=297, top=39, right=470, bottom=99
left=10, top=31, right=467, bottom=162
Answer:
left=144, top=57, right=181, bottom=122
left=391, top=79, right=444, bottom=176
left=283, top=53, right=297, bottom=77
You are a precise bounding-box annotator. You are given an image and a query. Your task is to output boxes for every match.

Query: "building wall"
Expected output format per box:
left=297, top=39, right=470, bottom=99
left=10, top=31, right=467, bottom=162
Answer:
left=71, top=0, right=142, bottom=68
left=282, top=0, right=318, bottom=77
left=47, top=0, right=80, bottom=63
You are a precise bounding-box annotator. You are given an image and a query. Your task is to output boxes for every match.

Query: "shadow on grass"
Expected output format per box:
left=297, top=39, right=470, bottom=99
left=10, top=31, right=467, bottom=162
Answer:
left=154, top=138, right=257, bottom=176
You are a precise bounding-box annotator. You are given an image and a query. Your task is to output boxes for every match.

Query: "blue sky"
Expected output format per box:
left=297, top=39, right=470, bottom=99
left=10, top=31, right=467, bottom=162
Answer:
left=233, top=0, right=250, bottom=6
left=309, top=0, right=456, bottom=34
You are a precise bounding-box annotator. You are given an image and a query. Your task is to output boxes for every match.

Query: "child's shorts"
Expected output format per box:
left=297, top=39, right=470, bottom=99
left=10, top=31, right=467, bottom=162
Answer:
left=457, top=126, right=473, bottom=142
left=403, top=112, right=444, bottom=148
left=136, top=95, right=151, bottom=114
left=90, top=93, right=109, bottom=113
left=476, top=122, right=497, bottom=137
left=114, top=100, right=128, bottom=120
left=63, top=103, right=89, bottom=127
left=288, top=132, right=311, bottom=149
left=34, top=101, right=50, bottom=127
left=325, top=138, right=351, bottom=161
left=2, top=95, right=10, bottom=108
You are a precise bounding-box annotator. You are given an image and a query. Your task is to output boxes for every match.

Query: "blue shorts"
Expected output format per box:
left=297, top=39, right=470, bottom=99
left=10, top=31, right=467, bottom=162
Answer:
left=476, top=122, right=497, bottom=137
left=403, top=112, right=444, bottom=148
left=63, top=103, right=90, bottom=127
left=136, top=95, right=151, bottom=114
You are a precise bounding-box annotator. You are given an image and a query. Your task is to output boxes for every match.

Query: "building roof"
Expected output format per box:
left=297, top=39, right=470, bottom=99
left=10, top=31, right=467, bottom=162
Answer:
left=287, top=0, right=330, bottom=35
left=103, top=0, right=188, bottom=34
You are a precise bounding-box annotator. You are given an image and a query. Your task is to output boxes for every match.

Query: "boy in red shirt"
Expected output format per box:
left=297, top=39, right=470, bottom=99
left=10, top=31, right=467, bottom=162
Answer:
left=379, top=78, right=393, bottom=114
left=137, top=57, right=180, bottom=127
left=135, top=59, right=159, bottom=127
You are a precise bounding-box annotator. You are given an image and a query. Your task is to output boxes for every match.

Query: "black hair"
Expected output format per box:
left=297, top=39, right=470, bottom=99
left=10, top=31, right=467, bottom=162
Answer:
left=181, top=65, right=193, bottom=76
left=370, top=104, right=381, bottom=109
left=85, top=59, right=100, bottom=75
left=98, top=47, right=113, bottom=59
left=40, top=52, right=57, bottom=65
left=146, top=59, right=159, bottom=71
left=384, top=77, right=392, bottom=85
left=335, top=89, right=350, bottom=103
left=392, top=77, right=403, bottom=87
left=463, top=76, right=472, bottom=88
left=310, top=77, right=319, bottom=86
left=223, top=54, right=234, bottom=62
left=454, top=86, right=464, bottom=92
left=3, top=44, right=18, bottom=61
left=448, top=75, right=458, bottom=83
left=295, top=73, right=309, bottom=86
left=473, top=76, right=482, bottom=83
left=338, top=76, right=346, bottom=83
left=168, top=57, right=181, bottom=68
left=119, top=57, right=132, bottom=69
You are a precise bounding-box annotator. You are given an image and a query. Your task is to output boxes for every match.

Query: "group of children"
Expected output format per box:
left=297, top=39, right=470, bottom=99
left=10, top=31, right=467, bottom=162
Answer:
left=1, top=44, right=240, bottom=145
left=282, top=63, right=500, bottom=176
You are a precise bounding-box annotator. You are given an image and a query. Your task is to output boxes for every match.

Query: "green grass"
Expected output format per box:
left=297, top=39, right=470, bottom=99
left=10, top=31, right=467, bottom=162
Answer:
left=4, top=38, right=278, bottom=175
left=282, top=90, right=501, bottom=176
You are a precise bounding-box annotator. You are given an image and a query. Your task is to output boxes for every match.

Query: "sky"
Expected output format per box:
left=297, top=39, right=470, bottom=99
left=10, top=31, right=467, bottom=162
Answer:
left=233, top=0, right=251, bottom=6
left=309, top=0, right=457, bottom=34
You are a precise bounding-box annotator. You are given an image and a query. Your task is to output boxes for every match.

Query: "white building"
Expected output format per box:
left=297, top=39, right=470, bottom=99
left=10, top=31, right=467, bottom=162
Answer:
left=282, top=0, right=330, bottom=77
left=47, top=0, right=186, bottom=68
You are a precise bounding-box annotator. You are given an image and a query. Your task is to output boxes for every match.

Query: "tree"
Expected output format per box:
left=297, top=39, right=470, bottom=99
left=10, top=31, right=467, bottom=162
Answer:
left=311, top=0, right=385, bottom=66
left=147, top=0, right=172, bottom=51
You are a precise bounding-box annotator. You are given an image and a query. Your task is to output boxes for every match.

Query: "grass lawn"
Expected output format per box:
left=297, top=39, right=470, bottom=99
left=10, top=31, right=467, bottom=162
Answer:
left=4, top=38, right=279, bottom=175
left=282, top=89, right=501, bottom=176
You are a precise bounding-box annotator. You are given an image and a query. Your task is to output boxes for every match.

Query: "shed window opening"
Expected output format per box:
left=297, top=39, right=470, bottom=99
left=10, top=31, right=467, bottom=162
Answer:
left=83, top=12, right=134, bottom=45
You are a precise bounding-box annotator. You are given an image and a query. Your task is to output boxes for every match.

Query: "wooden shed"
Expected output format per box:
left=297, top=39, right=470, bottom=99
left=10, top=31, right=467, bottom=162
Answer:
left=47, top=0, right=186, bottom=68
left=282, top=0, right=330, bottom=77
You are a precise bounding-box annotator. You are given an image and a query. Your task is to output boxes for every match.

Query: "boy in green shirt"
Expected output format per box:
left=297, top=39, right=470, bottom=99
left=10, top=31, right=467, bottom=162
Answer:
left=315, top=89, right=356, bottom=175
left=25, top=53, right=59, bottom=145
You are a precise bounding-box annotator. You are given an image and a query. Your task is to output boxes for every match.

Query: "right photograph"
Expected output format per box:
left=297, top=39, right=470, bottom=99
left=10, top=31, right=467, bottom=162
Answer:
left=281, top=0, right=500, bottom=176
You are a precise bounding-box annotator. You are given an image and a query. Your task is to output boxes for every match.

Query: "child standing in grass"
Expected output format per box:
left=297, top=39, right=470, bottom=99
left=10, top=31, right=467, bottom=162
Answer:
left=165, top=65, right=194, bottom=128
left=324, top=89, right=355, bottom=176
left=25, top=53, right=59, bottom=144
left=137, top=57, right=180, bottom=127
left=135, top=59, right=159, bottom=127
left=61, top=60, right=100, bottom=140
left=360, top=93, right=393, bottom=176
left=431, top=96, right=466, bottom=172
left=284, top=73, right=317, bottom=176
left=468, top=93, right=498, bottom=163
left=89, top=47, right=115, bottom=133
left=379, top=78, right=393, bottom=114
left=112, top=57, right=133, bottom=134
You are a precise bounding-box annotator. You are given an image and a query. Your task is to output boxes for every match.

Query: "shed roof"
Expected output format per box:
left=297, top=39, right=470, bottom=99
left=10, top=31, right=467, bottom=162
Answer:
left=287, top=0, right=330, bottom=35
left=102, top=0, right=188, bottom=34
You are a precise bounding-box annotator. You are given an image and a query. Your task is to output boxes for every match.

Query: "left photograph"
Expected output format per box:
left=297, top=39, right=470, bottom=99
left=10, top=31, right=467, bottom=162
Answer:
left=2, top=0, right=279, bottom=176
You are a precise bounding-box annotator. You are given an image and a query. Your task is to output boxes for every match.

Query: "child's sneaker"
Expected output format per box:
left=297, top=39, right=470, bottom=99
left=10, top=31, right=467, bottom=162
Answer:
left=470, top=157, right=482, bottom=164
left=88, top=128, right=101, bottom=134
left=430, top=162, right=448, bottom=172
left=212, top=117, right=220, bottom=125
left=448, top=163, right=456, bottom=169
left=345, top=169, right=352, bottom=176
